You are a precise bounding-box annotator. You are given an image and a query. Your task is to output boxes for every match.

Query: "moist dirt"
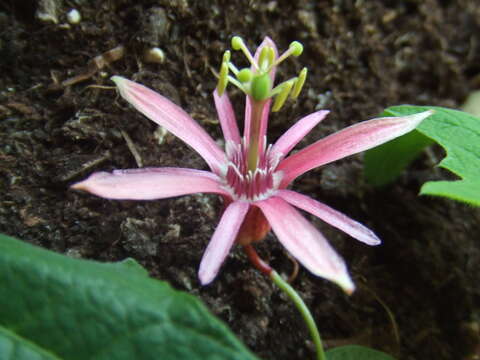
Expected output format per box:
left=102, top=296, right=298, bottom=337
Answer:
left=1, top=1, right=479, bottom=359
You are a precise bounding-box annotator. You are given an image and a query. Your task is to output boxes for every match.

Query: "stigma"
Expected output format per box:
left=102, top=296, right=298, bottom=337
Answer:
left=216, top=36, right=308, bottom=112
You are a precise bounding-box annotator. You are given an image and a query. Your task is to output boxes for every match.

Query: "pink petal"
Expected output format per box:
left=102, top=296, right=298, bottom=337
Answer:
left=112, top=76, right=225, bottom=172
left=278, top=110, right=434, bottom=186
left=256, top=197, right=355, bottom=293
left=272, top=110, right=330, bottom=157
left=276, top=190, right=381, bottom=246
left=198, top=201, right=250, bottom=285
left=244, top=37, right=278, bottom=148
left=213, top=89, right=241, bottom=144
left=71, top=167, right=229, bottom=200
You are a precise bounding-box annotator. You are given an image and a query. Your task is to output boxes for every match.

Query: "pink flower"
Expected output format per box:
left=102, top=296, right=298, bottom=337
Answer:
left=72, top=38, right=432, bottom=293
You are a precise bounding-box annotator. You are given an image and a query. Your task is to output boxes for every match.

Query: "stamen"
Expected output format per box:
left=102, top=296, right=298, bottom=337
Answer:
left=226, top=75, right=246, bottom=92
left=222, top=50, right=231, bottom=63
left=217, top=62, right=229, bottom=95
left=272, top=80, right=294, bottom=112
left=268, top=41, right=304, bottom=72
left=291, top=67, right=307, bottom=99
left=231, top=36, right=258, bottom=71
left=228, top=62, right=240, bottom=75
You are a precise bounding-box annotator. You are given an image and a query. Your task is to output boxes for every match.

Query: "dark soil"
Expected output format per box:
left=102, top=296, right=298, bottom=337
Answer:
left=1, top=1, right=479, bottom=359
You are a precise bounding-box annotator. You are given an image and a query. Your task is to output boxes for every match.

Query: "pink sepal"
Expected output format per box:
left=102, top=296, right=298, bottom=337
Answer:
left=256, top=197, right=355, bottom=293
left=272, top=110, right=329, bottom=157
left=71, top=167, right=229, bottom=200
left=112, top=76, right=225, bottom=172
left=198, top=201, right=250, bottom=285
left=277, top=190, right=381, bottom=245
left=278, top=111, right=433, bottom=186
left=213, top=90, right=241, bottom=144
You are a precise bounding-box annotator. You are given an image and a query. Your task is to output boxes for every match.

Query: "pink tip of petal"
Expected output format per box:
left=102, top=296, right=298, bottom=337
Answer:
left=277, top=190, right=381, bottom=246
left=256, top=197, right=355, bottom=293
left=343, top=280, right=356, bottom=296
left=111, top=76, right=224, bottom=173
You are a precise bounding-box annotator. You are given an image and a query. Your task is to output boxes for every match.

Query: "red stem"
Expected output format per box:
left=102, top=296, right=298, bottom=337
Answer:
left=243, top=244, right=272, bottom=276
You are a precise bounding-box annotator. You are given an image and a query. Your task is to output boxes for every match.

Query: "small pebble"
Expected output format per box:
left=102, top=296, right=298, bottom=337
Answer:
left=144, top=47, right=166, bottom=64
left=36, top=0, right=59, bottom=24
left=67, top=9, right=81, bottom=24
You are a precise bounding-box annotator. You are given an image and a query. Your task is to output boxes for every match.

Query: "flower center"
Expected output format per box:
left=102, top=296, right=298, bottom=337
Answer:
left=221, top=140, right=283, bottom=202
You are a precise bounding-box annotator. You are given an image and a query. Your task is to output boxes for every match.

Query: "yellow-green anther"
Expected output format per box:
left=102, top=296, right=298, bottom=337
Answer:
left=289, top=41, right=303, bottom=57
left=267, top=47, right=275, bottom=66
left=217, top=62, right=229, bottom=95
left=258, top=46, right=272, bottom=70
left=231, top=36, right=243, bottom=50
left=237, top=68, right=252, bottom=83
left=222, top=50, right=231, bottom=63
left=251, top=73, right=271, bottom=101
left=291, top=67, right=307, bottom=99
left=272, top=80, right=294, bottom=112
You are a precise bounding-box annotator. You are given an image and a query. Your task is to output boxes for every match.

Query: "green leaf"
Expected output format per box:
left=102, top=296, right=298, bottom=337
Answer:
left=364, top=105, right=480, bottom=206
left=420, top=179, right=479, bottom=203
left=0, top=234, right=259, bottom=360
left=0, top=326, right=60, bottom=360
left=111, top=257, right=149, bottom=276
left=364, top=129, right=434, bottom=186
left=326, top=345, right=395, bottom=360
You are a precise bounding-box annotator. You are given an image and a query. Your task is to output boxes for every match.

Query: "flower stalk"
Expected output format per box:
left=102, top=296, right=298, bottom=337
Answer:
left=243, top=244, right=272, bottom=276
left=244, top=245, right=326, bottom=360
left=270, top=271, right=326, bottom=360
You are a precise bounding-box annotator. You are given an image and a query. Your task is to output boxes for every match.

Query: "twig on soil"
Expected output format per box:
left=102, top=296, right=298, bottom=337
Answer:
left=362, top=282, right=401, bottom=349
left=58, top=46, right=125, bottom=88
left=121, top=130, right=144, bottom=168
left=61, top=152, right=111, bottom=182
